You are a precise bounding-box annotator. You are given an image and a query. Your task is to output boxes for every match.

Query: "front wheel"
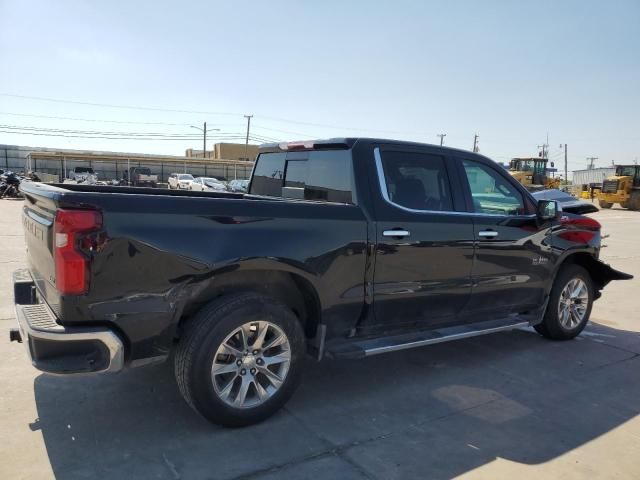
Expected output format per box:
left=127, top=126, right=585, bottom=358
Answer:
left=534, top=264, right=593, bottom=340
left=174, top=293, right=305, bottom=427
left=598, top=200, right=613, bottom=209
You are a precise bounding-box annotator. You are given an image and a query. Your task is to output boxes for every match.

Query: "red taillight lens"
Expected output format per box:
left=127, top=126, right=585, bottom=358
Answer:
left=54, top=209, right=102, bottom=295
left=560, top=215, right=601, bottom=230
left=279, top=140, right=316, bottom=151
left=559, top=215, right=601, bottom=244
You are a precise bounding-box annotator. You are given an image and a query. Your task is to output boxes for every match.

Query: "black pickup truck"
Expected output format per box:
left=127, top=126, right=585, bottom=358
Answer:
left=12, top=138, right=631, bottom=426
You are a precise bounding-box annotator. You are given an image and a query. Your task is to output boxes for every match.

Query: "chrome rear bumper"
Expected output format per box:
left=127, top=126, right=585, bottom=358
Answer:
left=11, top=269, right=124, bottom=375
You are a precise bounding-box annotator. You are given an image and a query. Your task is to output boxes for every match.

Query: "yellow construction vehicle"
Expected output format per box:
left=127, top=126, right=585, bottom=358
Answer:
left=597, top=165, right=640, bottom=210
left=508, top=157, right=560, bottom=191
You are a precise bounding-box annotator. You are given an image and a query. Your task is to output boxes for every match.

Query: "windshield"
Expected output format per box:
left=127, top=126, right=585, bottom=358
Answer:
left=178, top=174, right=194, bottom=180
left=135, top=168, right=151, bottom=174
left=616, top=166, right=636, bottom=176
left=75, top=167, right=94, bottom=173
left=202, top=177, right=222, bottom=184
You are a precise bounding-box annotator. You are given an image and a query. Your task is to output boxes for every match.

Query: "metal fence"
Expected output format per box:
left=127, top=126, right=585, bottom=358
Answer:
left=0, top=144, right=254, bottom=183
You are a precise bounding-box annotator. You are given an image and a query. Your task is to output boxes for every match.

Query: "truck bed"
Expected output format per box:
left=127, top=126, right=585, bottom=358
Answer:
left=18, top=180, right=368, bottom=364
left=33, top=182, right=245, bottom=199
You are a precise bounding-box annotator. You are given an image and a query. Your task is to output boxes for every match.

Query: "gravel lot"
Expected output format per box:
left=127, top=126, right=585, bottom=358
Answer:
left=0, top=199, right=638, bottom=480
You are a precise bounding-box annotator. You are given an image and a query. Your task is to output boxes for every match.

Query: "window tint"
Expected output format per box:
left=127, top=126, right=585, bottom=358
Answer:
left=250, top=153, right=286, bottom=197
left=380, top=151, right=453, bottom=211
left=250, top=150, right=353, bottom=203
left=462, top=160, right=525, bottom=215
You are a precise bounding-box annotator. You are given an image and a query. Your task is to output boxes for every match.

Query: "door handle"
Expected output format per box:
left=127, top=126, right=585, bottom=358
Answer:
left=478, top=230, right=498, bottom=238
left=383, top=229, right=410, bottom=238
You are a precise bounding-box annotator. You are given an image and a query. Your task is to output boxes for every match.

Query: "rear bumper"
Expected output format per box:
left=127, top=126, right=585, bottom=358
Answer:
left=11, top=269, right=124, bottom=375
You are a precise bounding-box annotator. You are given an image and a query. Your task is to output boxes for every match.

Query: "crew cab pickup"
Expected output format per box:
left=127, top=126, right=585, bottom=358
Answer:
left=11, top=138, right=631, bottom=427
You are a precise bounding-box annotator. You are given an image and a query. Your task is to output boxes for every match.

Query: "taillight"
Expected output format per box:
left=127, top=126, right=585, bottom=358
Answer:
left=278, top=140, right=316, bottom=151
left=54, top=209, right=102, bottom=295
left=559, top=215, right=601, bottom=244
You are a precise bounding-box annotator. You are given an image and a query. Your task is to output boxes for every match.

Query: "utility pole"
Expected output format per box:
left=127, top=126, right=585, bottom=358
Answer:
left=203, top=121, right=207, bottom=159
left=586, top=157, right=598, bottom=169
left=472, top=134, right=479, bottom=153
left=537, top=143, right=548, bottom=159
left=190, top=122, right=220, bottom=172
left=244, top=115, right=254, bottom=161
left=437, top=133, right=446, bottom=146
left=563, top=144, right=567, bottom=188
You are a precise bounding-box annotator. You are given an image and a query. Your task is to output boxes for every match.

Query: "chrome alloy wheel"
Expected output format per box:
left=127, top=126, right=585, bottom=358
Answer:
left=211, top=321, right=291, bottom=409
left=558, top=278, right=589, bottom=329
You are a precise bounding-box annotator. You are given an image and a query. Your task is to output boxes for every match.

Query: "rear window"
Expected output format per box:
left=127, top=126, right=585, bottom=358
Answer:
left=250, top=150, right=353, bottom=203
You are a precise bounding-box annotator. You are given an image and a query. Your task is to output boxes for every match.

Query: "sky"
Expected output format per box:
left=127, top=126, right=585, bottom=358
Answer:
left=1, top=0, right=639, bottom=173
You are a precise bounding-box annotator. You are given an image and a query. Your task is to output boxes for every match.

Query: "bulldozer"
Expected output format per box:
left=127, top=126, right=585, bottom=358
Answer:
left=597, top=165, right=640, bottom=210
left=508, top=157, right=561, bottom=191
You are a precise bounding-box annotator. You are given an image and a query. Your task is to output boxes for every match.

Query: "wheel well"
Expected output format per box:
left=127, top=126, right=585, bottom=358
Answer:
left=180, top=270, right=322, bottom=340
left=559, top=252, right=607, bottom=292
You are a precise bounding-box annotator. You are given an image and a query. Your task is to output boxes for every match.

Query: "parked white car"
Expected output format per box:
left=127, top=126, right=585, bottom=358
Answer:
left=69, top=167, right=98, bottom=184
left=168, top=173, right=195, bottom=190
left=228, top=179, right=249, bottom=192
left=190, top=177, right=227, bottom=192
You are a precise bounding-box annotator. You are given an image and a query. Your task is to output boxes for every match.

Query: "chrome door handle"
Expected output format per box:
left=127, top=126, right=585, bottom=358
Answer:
left=383, top=229, right=410, bottom=238
left=478, top=230, right=498, bottom=238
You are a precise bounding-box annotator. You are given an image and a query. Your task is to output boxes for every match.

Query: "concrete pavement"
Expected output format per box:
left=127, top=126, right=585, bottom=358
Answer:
left=0, top=200, right=638, bottom=479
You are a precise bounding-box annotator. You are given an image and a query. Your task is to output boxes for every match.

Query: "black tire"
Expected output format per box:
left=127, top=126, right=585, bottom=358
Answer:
left=534, top=264, right=594, bottom=340
left=174, top=292, right=305, bottom=427
left=630, top=191, right=640, bottom=211
left=598, top=199, right=613, bottom=209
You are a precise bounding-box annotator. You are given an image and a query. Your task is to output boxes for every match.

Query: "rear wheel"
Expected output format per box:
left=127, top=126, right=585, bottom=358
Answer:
left=630, top=191, right=640, bottom=211
left=174, top=293, right=305, bottom=427
left=598, top=199, right=613, bottom=209
left=534, top=264, right=593, bottom=340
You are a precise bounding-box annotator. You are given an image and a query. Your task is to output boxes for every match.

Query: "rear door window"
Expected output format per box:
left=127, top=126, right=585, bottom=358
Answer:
left=380, top=150, right=453, bottom=211
left=250, top=150, right=353, bottom=203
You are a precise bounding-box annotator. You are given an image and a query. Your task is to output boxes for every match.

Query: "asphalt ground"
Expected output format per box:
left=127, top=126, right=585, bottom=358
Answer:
left=0, top=199, right=638, bottom=479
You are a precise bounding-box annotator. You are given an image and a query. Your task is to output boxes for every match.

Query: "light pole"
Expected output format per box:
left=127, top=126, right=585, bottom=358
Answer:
left=190, top=123, right=220, bottom=173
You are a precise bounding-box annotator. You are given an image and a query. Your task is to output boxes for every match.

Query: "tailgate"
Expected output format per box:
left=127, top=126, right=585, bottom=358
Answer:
left=21, top=184, right=61, bottom=310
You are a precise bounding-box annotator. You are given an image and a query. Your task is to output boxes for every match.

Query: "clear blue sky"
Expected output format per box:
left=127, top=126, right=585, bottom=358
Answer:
left=1, top=0, right=638, bottom=172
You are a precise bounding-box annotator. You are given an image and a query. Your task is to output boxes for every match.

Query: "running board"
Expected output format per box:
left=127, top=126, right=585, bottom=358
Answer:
left=325, top=317, right=529, bottom=359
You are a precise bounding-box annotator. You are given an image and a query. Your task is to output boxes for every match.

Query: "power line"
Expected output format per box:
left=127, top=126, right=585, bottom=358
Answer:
left=0, top=92, right=424, bottom=135
left=0, top=111, right=194, bottom=127
left=0, top=93, right=241, bottom=117
left=0, top=129, right=252, bottom=142
left=251, top=124, right=318, bottom=138
left=0, top=124, right=225, bottom=138
left=0, top=123, right=252, bottom=139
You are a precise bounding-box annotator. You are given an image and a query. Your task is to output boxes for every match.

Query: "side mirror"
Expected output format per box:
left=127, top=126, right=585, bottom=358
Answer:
left=550, top=161, right=555, bottom=168
left=536, top=199, right=560, bottom=221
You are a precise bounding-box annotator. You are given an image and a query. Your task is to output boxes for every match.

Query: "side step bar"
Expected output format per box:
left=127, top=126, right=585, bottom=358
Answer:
left=325, top=317, right=530, bottom=359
